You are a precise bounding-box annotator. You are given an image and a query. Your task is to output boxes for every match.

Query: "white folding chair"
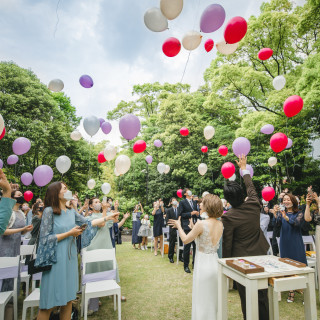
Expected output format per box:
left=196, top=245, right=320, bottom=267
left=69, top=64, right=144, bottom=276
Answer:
left=176, top=230, right=184, bottom=265
left=20, top=245, right=35, bottom=298
left=303, top=235, right=318, bottom=289
left=0, top=256, right=19, bottom=320
left=81, top=249, right=121, bottom=320
left=162, top=227, right=170, bottom=258
left=147, top=229, right=154, bottom=252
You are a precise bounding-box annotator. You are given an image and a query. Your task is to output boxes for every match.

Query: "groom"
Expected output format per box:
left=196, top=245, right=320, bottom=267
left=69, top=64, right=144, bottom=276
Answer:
left=222, top=155, right=270, bottom=320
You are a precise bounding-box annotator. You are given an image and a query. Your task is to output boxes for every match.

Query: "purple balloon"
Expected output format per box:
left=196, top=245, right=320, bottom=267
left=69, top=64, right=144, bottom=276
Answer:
left=99, top=118, right=105, bottom=126
left=260, top=124, right=274, bottom=135
left=33, top=165, right=54, bottom=187
left=146, top=155, right=153, bottom=164
left=7, top=154, right=19, bottom=165
left=232, top=137, right=251, bottom=157
left=79, top=75, right=94, bottom=88
left=101, top=121, right=112, bottom=134
left=12, top=137, right=31, bottom=155
left=154, top=139, right=162, bottom=148
left=239, top=164, right=254, bottom=178
left=119, top=114, right=141, bottom=141
left=200, top=4, right=226, bottom=33
left=286, top=138, right=293, bottom=149
left=21, top=172, right=33, bottom=186
left=0, top=159, right=3, bottom=169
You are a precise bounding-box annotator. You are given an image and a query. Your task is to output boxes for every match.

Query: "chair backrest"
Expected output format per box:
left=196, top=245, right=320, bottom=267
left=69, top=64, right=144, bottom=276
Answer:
left=267, top=231, right=273, bottom=240
left=82, top=249, right=116, bottom=275
left=0, top=256, right=20, bottom=280
left=302, top=235, right=315, bottom=251
left=20, top=244, right=35, bottom=257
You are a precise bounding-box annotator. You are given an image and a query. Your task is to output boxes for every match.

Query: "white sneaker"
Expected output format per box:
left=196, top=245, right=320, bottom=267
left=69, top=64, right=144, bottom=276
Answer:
left=141, top=246, right=145, bottom=251
left=145, top=245, right=147, bottom=250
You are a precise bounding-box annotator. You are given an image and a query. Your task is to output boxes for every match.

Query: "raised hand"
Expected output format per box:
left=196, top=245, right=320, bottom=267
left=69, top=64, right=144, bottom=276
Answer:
left=0, top=169, right=11, bottom=197
left=235, top=154, right=247, bottom=170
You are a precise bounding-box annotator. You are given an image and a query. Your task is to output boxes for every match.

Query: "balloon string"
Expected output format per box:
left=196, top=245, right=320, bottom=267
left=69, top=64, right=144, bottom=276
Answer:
left=180, top=51, right=191, bottom=83
left=53, top=0, right=62, bottom=38
left=88, top=141, right=92, bottom=179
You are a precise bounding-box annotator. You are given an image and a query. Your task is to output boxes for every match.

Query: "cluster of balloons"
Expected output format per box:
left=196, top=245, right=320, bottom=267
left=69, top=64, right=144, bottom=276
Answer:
left=157, top=162, right=170, bottom=174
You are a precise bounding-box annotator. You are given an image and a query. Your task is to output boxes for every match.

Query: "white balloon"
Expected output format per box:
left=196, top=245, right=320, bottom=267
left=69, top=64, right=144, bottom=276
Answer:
left=202, top=191, right=209, bottom=198
left=48, top=79, right=64, bottom=92
left=115, top=155, right=131, bottom=175
left=182, top=31, right=202, bottom=51
left=273, top=75, right=286, bottom=91
left=268, top=157, right=277, bottom=167
left=83, top=116, right=100, bottom=137
left=114, top=167, right=120, bottom=177
left=157, top=162, right=166, bottom=174
left=104, top=145, right=117, bottom=161
left=160, top=0, right=183, bottom=20
left=70, top=130, right=82, bottom=141
left=87, top=179, right=96, bottom=190
left=55, top=155, right=71, bottom=174
left=164, top=165, right=170, bottom=174
left=229, top=174, right=236, bottom=181
left=0, top=114, right=4, bottom=134
left=198, top=163, right=208, bottom=176
left=101, top=182, right=111, bottom=195
left=204, top=126, right=215, bottom=140
left=144, top=7, right=168, bottom=32
left=216, top=40, right=239, bottom=55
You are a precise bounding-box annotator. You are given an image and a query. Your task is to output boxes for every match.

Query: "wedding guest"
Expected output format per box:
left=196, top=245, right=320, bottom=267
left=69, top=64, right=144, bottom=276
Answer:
left=152, top=199, right=165, bottom=256
left=138, top=214, right=151, bottom=250
left=132, top=202, right=143, bottom=249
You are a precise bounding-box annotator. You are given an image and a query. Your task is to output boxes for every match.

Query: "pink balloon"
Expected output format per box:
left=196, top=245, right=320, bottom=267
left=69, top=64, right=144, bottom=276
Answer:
left=33, top=165, right=53, bottom=187
left=258, top=48, right=273, bottom=60
left=262, top=187, right=275, bottom=201
left=218, top=145, right=228, bottom=156
left=204, top=39, right=214, bottom=52
left=7, top=154, right=18, bottom=165
left=163, top=38, right=181, bottom=57
left=232, top=137, right=251, bottom=157
left=270, top=133, right=288, bottom=153
left=24, top=191, right=33, bottom=202
left=224, top=17, right=247, bottom=44
left=146, top=155, right=153, bottom=164
left=180, top=127, right=189, bottom=136
left=21, top=172, right=33, bottom=186
left=221, top=162, right=235, bottom=179
left=101, top=122, right=112, bottom=134
left=119, top=114, right=141, bottom=141
left=133, top=140, right=147, bottom=153
left=201, top=146, right=208, bottom=153
left=177, top=189, right=183, bottom=198
left=286, top=138, right=293, bottom=149
left=12, top=137, right=31, bottom=155
left=260, top=124, right=274, bottom=134
left=154, top=139, right=162, bottom=148
left=283, top=95, right=303, bottom=118
left=97, top=151, right=107, bottom=163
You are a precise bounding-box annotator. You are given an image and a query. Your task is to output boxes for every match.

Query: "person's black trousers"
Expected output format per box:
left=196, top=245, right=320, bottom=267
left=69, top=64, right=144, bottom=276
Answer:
left=168, top=231, right=183, bottom=260
left=183, top=229, right=196, bottom=268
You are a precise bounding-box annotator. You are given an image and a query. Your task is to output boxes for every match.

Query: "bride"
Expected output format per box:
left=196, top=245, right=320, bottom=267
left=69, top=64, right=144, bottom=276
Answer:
left=168, top=194, right=223, bottom=320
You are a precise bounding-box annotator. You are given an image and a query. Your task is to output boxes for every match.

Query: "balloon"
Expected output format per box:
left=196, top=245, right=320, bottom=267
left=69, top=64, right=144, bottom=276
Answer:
left=204, top=39, right=214, bottom=52
left=101, top=182, right=111, bottom=195
left=21, top=172, right=33, bottom=186
left=144, top=7, right=168, bottom=32
left=239, top=164, right=254, bottom=178
left=12, top=137, right=31, bottom=155
left=87, top=179, right=96, bottom=190
left=164, top=165, right=170, bottom=174
left=99, top=118, right=105, bottom=126
left=258, top=48, right=273, bottom=60
left=200, top=4, right=226, bottom=33
left=224, top=17, right=247, bottom=44
left=286, top=138, right=293, bottom=149
left=79, top=75, right=94, bottom=88
left=268, top=157, right=277, bottom=167
left=232, top=137, right=251, bottom=157
left=114, top=167, right=120, bottom=177
left=0, top=159, right=3, bottom=169
left=229, top=174, right=236, bottom=181
left=202, top=191, right=209, bottom=197
left=101, top=121, right=112, bottom=134
left=204, top=126, right=215, bottom=140
left=162, top=37, right=181, bottom=57
left=218, top=145, right=228, bottom=156
left=83, top=115, right=100, bottom=137
left=133, top=140, right=147, bottom=153
left=177, top=189, right=183, bottom=198
left=146, top=155, right=153, bottom=164
left=260, top=124, right=274, bottom=135
left=270, top=132, right=288, bottom=153
left=0, top=127, right=5, bottom=140
left=283, top=95, right=304, bottom=118
left=262, top=187, right=275, bottom=201
left=24, top=191, right=33, bottom=202
left=201, top=146, right=208, bottom=153
left=0, top=114, right=4, bottom=134
left=157, top=162, right=166, bottom=174
left=104, top=145, right=117, bottom=161
left=216, top=40, right=239, bottom=55
left=55, top=155, right=71, bottom=174
left=221, top=162, right=235, bottom=179
left=180, top=127, right=189, bottom=136
left=182, top=31, right=202, bottom=51
left=33, top=165, right=54, bottom=187
left=119, top=114, right=141, bottom=141
left=70, top=130, right=82, bottom=141
left=154, top=139, right=163, bottom=148
left=48, top=79, right=64, bottom=92
left=7, top=155, right=18, bottom=165
left=198, top=163, right=208, bottom=176
left=115, top=155, right=131, bottom=175
left=160, top=0, right=183, bottom=20
left=97, top=151, right=107, bottom=163
left=273, top=75, right=286, bottom=91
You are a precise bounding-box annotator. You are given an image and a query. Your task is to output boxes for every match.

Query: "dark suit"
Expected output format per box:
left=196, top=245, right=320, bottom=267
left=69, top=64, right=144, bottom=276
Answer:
left=222, top=173, right=269, bottom=320
left=166, top=206, right=183, bottom=260
left=179, top=198, right=199, bottom=268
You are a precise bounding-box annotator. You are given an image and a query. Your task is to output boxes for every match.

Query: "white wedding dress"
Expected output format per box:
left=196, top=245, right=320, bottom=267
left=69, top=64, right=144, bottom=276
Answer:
left=192, top=220, right=222, bottom=320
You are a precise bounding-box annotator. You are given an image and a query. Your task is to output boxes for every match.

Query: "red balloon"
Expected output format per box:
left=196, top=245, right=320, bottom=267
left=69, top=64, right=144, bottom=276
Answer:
left=258, top=48, right=273, bottom=60
left=201, top=146, right=208, bottom=153
left=162, top=37, right=181, bottom=57
left=283, top=95, right=303, bottom=118
left=0, top=127, right=5, bottom=140
left=204, top=39, right=214, bottom=52
left=221, top=162, right=235, bottom=179
left=180, top=127, right=189, bottom=136
left=262, top=187, right=275, bottom=201
left=218, top=145, right=228, bottom=156
left=270, top=132, right=288, bottom=153
left=133, top=140, right=147, bottom=153
left=177, top=189, right=183, bottom=198
left=24, top=191, right=33, bottom=202
left=224, top=16, right=247, bottom=44
left=97, top=151, right=107, bottom=163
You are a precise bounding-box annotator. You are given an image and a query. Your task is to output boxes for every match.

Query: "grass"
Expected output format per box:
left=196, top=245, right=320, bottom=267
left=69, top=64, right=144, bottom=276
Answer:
left=18, top=241, right=320, bottom=319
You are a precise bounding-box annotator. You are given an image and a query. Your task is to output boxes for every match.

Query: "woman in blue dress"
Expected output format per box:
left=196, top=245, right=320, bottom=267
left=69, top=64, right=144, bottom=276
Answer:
left=35, top=182, right=118, bottom=320
left=152, top=199, right=165, bottom=256
left=132, top=203, right=143, bottom=249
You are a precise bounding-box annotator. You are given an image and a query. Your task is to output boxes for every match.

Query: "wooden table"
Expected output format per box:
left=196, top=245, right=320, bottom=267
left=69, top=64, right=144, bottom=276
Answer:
left=217, top=255, right=317, bottom=320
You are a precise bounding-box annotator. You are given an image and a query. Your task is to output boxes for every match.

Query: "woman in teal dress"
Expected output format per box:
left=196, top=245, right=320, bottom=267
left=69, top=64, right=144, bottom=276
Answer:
left=35, top=182, right=118, bottom=320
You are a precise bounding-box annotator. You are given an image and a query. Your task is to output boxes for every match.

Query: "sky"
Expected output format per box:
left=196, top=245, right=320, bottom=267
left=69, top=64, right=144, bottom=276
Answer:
left=0, top=0, right=307, bottom=148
